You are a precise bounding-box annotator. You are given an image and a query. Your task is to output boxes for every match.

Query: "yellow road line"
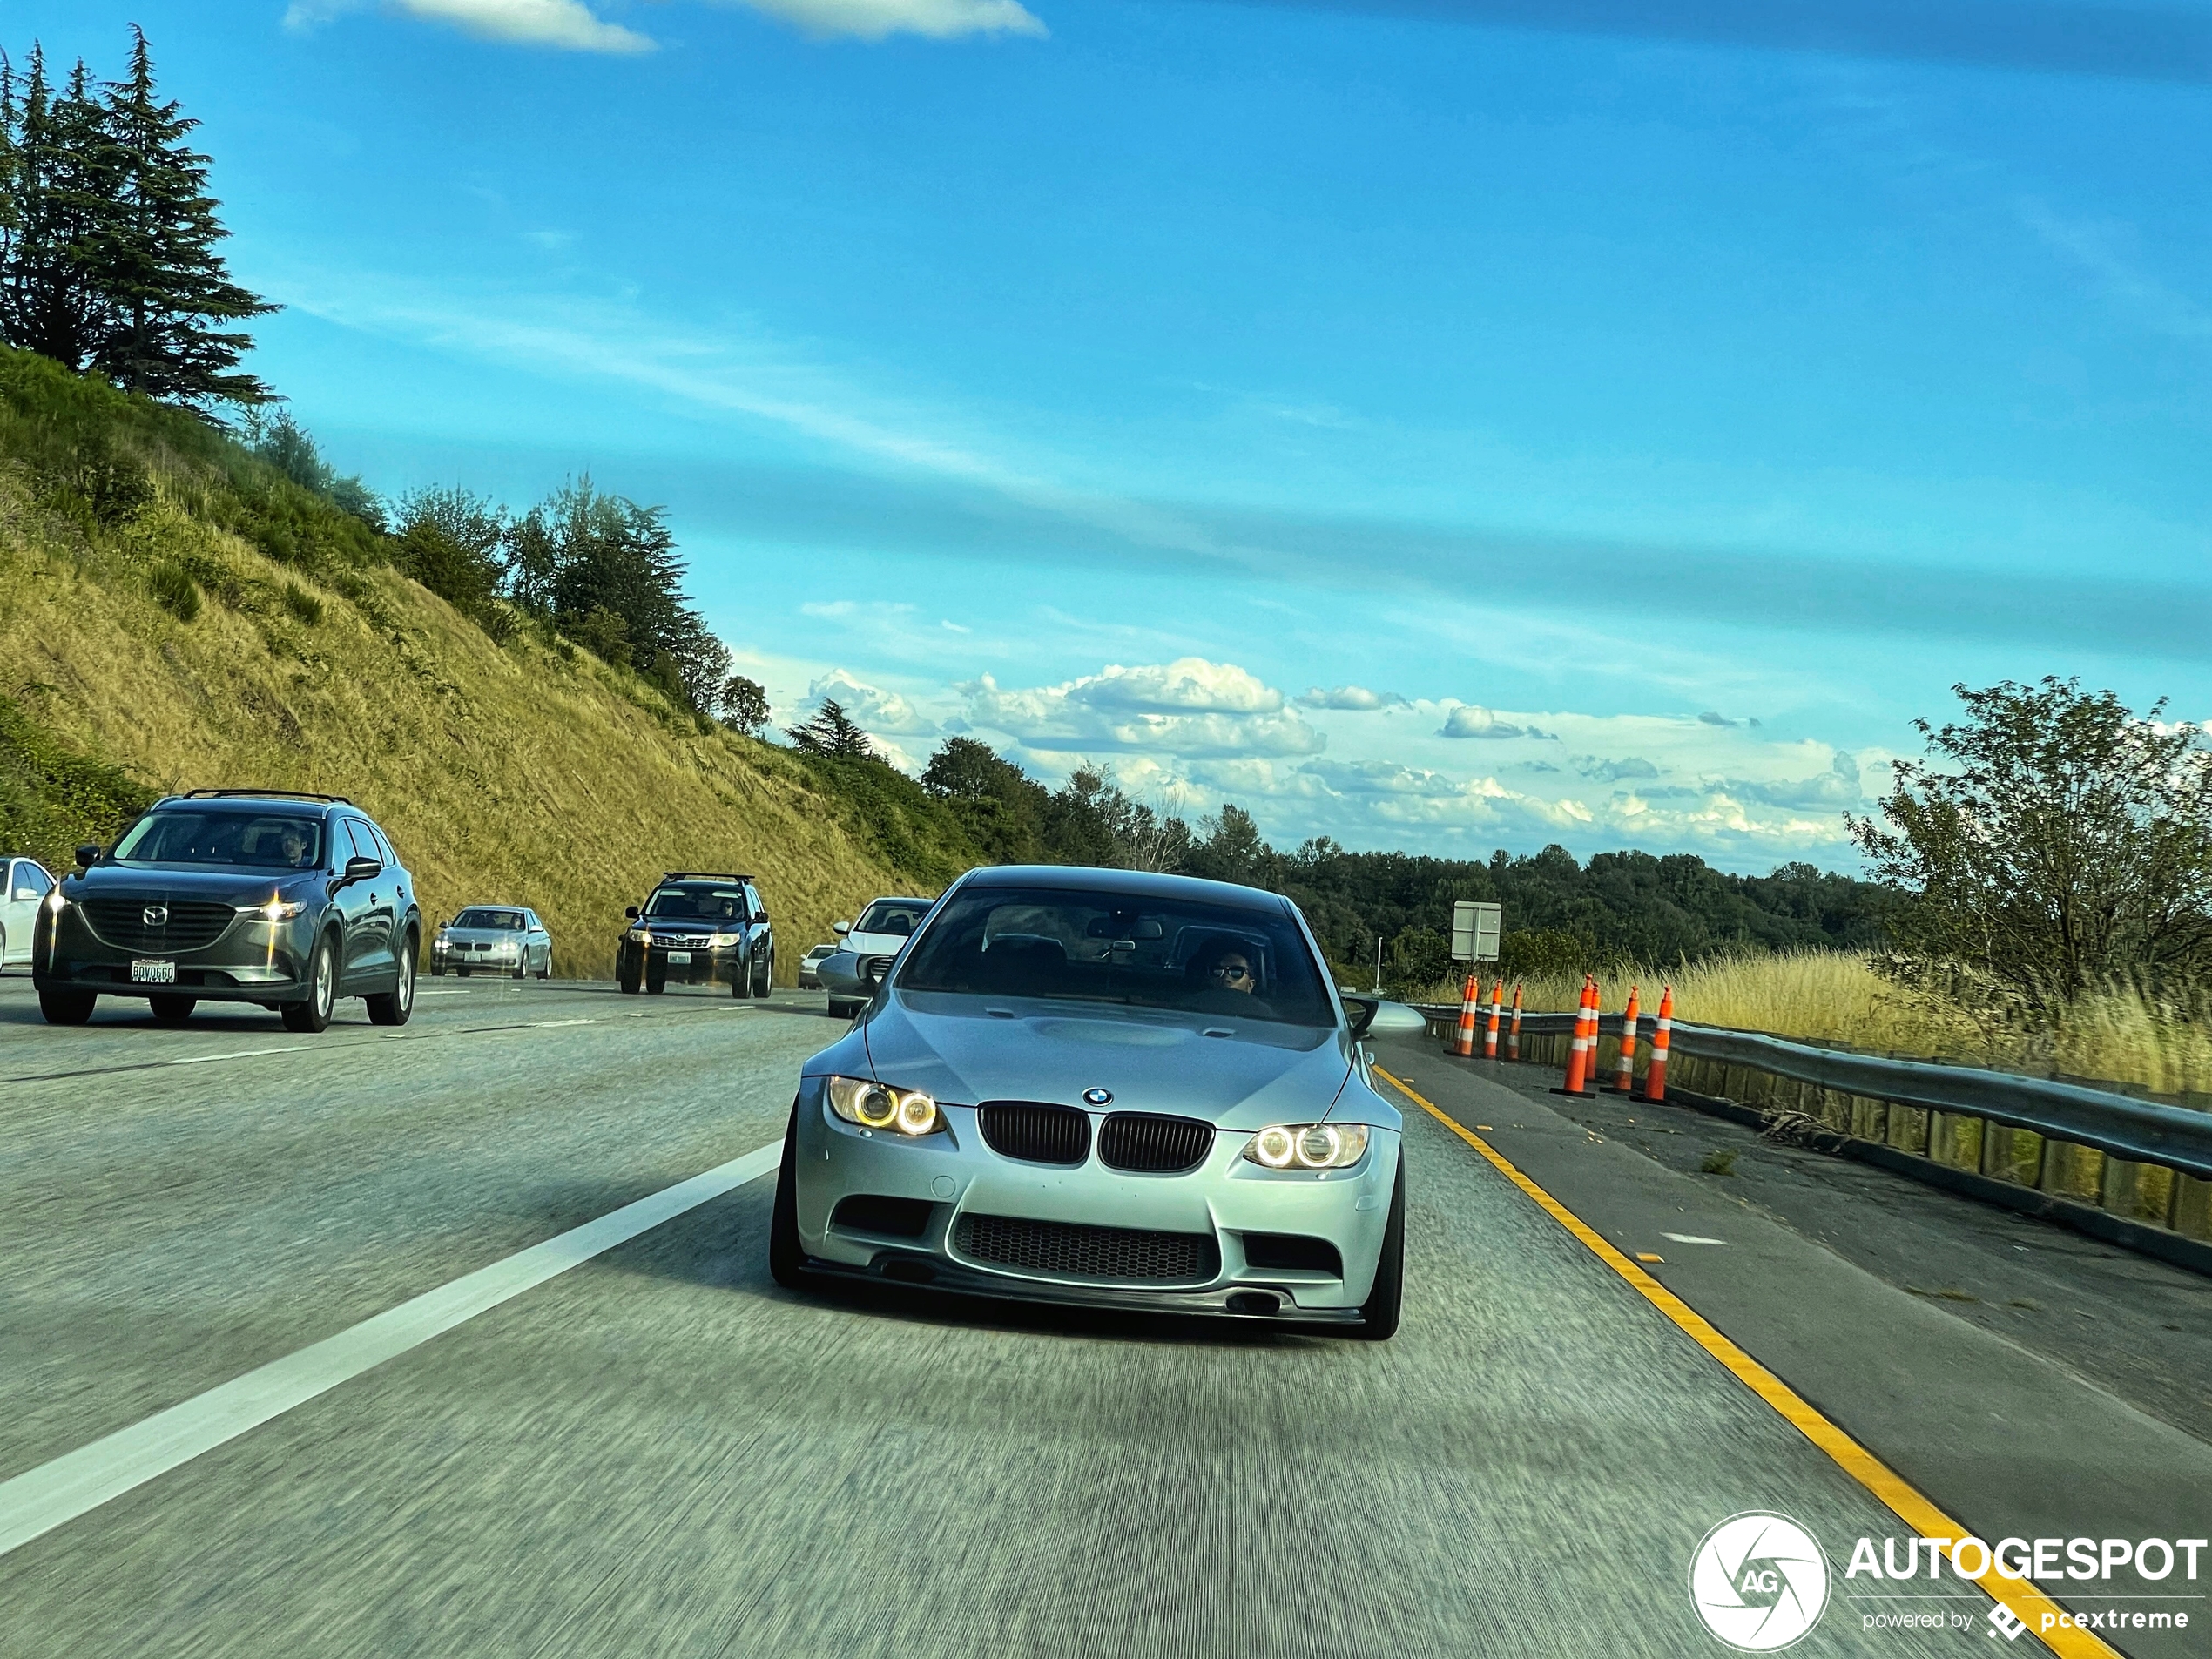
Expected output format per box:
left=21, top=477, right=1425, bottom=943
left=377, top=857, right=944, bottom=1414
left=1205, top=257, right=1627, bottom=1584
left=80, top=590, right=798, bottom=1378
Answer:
left=1373, top=1062, right=2122, bottom=1659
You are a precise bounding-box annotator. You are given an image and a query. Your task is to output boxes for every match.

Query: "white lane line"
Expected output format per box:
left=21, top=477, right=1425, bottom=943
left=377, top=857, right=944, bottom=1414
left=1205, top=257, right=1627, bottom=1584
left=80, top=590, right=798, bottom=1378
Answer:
left=531, top=1019, right=597, bottom=1028
left=167, top=1046, right=313, bottom=1066
left=0, top=1138, right=782, bottom=1559
left=1661, top=1232, right=1730, bottom=1245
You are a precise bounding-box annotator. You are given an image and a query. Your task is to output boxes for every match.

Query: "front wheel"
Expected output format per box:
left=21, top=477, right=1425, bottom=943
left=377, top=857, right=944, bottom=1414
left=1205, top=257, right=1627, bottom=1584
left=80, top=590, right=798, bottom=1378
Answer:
left=367, top=934, right=415, bottom=1026
left=1346, top=1151, right=1405, bottom=1341
left=280, top=934, right=338, bottom=1034
left=732, top=951, right=754, bottom=998
left=768, top=1104, right=815, bottom=1291
left=149, top=995, right=197, bottom=1023
left=753, top=948, right=772, bottom=999
left=38, top=987, right=96, bottom=1025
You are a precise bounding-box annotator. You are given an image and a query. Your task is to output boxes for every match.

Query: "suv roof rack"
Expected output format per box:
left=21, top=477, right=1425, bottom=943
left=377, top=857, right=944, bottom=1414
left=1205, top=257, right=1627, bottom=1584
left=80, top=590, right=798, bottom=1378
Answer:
left=179, top=788, right=352, bottom=805
left=658, top=871, right=752, bottom=884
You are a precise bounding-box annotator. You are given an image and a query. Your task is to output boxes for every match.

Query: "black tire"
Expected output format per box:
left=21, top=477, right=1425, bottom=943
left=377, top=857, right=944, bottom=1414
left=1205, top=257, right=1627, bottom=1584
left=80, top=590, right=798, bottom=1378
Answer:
left=431, top=964, right=445, bottom=977
left=280, top=933, right=338, bottom=1034
left=1347, top=1151, right=1406, bottom=1341
left=732, top=950, right=753, bottom=998
left=38, top=986, right=96, bottom=1025
left=645, top=971, right=666, bottom=995
left=148, top=994, right=197, bottom=1023
left=617, top=946, right=639, bottom=994
left=768, top=1103, right=815, bottom=1291
left=367, top=933, right=415, bottom=1027
left=753, top=948, right=772, bottom=999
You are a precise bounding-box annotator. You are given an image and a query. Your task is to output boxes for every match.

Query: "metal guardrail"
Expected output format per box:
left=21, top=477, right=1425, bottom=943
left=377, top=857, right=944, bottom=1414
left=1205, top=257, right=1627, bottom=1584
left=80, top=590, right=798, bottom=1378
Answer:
left=1411, top=1007, right=2212, bottom=1182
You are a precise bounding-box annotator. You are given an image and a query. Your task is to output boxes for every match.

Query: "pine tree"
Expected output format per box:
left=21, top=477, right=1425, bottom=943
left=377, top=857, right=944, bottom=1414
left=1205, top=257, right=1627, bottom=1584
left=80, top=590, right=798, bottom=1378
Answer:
left=786, top=700, right=876, bottom=759
left=90, top=27, right=272, bottom=406
left=0, top=48, right=119, bottom=373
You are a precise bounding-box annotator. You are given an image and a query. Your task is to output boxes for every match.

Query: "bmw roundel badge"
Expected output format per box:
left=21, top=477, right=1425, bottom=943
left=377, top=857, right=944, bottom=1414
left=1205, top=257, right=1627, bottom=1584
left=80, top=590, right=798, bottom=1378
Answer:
left=1082, top=1087, right=1113, bottom=1106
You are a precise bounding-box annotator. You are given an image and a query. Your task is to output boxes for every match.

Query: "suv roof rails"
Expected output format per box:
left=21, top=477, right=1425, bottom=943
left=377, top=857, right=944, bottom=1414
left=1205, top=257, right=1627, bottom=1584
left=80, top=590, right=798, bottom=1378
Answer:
left=179, top=788, right=353, bottom=805
left=658, top=871, right=752, bottom=884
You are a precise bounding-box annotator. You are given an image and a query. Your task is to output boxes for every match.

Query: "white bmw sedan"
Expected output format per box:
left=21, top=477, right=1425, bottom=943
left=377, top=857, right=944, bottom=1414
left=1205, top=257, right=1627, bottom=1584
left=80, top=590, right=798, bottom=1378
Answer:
left=768, top=865, right=1405, bottom=1338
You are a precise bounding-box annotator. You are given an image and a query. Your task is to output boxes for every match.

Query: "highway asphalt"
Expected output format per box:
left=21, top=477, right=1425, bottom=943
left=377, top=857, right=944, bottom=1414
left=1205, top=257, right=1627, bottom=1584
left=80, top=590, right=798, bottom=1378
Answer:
left=1, top=981, right=2198, bottom=1656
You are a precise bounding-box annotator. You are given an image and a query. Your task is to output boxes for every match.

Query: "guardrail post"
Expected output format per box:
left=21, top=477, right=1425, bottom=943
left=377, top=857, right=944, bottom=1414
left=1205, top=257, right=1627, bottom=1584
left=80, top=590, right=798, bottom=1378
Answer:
left=2174, top=1176, right=2212, bottom=1241
left=1888, top=1104, right=1931, bottom=1156
left=2039, top=1139, right=2106, bottom=1202
left=1981, top=1123, right=2045, bottom=1186
left=1927, top=1110, right=1984, bottom=1172
left=2100, top=1157, right=2175, bottom=1224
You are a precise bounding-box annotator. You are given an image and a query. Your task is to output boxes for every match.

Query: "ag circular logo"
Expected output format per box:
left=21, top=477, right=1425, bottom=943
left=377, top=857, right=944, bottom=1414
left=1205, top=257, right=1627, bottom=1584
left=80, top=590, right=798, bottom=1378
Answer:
left=1082, top=1087, right=1113, bottom=1105
left=1689, top=1512, right=1829, bottom=1650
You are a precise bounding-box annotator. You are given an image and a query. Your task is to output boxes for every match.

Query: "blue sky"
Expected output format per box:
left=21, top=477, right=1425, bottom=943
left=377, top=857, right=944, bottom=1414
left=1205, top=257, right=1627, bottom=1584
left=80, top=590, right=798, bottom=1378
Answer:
left=20, top=0, right=2212, bottom=870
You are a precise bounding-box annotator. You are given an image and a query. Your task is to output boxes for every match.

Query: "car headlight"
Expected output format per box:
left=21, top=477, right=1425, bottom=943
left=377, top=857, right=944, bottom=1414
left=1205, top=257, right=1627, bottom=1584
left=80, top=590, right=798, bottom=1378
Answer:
left=625, top=927, right=650, bottom=943
left=255, top=899, right=307, bottom=921
left=45, top=890, right=67, bottom=914
left=1244, top=1123, right=1371, bottom=1170
left=826, top=1076, right=943, bottom=1136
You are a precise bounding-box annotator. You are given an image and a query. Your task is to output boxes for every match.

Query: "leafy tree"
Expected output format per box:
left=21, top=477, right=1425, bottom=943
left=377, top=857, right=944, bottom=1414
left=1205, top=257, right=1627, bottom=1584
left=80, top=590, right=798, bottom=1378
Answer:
left=786, top=698, right=875, bottom=759
left=0, top=49, right=114, bottom=374
left=394, top=485, right=505, bottom=622
left=718, top=674, right=770, bottom=735
left=1850, top=678, right=2212, bottom=1001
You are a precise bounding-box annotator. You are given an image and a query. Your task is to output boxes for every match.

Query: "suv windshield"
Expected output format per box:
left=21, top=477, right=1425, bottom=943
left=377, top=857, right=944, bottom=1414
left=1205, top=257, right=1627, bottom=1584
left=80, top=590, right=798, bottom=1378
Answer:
left=855, top=900, right=929, bottom=936
left=113, top=810, right=324, bottom=870
left=644, top=885, right=746, bottom=921
left=453, top=908, right=524, bottom=930
left=894, top=886, right=1332, bottom=1027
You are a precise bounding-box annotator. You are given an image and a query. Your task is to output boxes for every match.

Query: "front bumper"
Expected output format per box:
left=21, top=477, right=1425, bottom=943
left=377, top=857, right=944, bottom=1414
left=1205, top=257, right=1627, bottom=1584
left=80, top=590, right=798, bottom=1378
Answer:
left=34, top=907, right=315, bottom=1002
left=789, top=1077, right=1399, bottom=1319
left=620, top=940, right=742, bottom=985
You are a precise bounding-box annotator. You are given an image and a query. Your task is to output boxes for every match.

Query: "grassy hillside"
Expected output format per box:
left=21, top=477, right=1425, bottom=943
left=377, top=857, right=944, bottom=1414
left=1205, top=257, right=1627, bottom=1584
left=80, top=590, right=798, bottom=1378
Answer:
left=0, top=348, right=981, bottom=980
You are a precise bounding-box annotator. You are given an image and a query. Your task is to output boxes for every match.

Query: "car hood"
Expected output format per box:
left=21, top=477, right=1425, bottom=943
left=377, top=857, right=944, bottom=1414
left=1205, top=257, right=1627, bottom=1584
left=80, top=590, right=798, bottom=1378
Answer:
left=66, top=864, right=317, bottom=902
left=842, top=991, right=1362, bottom=1131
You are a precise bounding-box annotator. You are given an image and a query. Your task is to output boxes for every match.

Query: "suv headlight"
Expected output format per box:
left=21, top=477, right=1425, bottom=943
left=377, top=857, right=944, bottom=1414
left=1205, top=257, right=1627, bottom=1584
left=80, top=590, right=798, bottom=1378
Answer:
left=255, top=899, right=307, bottom=921
left=826, top=1076, right=942, bottom=1136
left=625, top=927, right=650, bottom=944
left=1244, top=1123, right=1370, bottom=1170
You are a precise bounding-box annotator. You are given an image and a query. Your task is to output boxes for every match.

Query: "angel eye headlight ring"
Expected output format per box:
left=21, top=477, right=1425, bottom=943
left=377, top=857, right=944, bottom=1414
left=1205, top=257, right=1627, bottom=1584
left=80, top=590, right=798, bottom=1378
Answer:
left=1243, top=1123, right=1370, bottom=1170
left=826, top=1076, right=943, bottom=1136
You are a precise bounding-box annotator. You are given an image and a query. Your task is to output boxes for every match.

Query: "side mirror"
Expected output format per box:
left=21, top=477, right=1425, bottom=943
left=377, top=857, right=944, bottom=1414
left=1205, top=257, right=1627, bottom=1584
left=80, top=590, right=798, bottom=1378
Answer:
left=624, top=906, right=640, bottom=921
left=1343, top=996, right=1379, bottom=1041
left=75, top=844, right=100, bottom=869
left=343, top=855, right=381, bottom=883
left=833, top=921, right=850, bottom=936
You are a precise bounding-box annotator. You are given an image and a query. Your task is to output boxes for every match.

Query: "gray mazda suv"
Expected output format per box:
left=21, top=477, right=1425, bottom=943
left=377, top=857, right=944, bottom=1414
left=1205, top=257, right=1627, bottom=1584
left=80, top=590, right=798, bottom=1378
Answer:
left=33, top=790, right=421, bottom=1032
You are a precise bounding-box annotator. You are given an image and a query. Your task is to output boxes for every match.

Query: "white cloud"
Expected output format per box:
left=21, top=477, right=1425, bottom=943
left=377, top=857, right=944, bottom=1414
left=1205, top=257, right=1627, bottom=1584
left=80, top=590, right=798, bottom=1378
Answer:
left=717, top=0, right=1047, bottom=39
left=961, top=659, right=1323, bottom=759
left=287, top=0, right=656, bottom=52
left=1437, top=702, right=1552, bottom=741
left=806, top=669, right=940, bottom=735
left=1575, top=755, right=1662, bottom=784
left=1295, top=685, right=1406, bottom=711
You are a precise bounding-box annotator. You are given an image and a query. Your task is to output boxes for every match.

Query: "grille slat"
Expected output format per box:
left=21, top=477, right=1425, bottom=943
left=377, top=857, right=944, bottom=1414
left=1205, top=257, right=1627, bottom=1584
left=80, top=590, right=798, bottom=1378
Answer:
left=79, top=898, right=238, bottom=954
left=1097, top=1112, right=1213, bottom=1174
left=977, top=1101, right=1090, bottom=1166
left=953, top=1213, right=1219, bottom=1282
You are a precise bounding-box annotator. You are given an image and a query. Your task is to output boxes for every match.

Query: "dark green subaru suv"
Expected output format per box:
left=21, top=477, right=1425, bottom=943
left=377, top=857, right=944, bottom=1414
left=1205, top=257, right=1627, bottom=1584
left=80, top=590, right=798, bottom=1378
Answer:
left=33, top=790, right=421, bottom=1033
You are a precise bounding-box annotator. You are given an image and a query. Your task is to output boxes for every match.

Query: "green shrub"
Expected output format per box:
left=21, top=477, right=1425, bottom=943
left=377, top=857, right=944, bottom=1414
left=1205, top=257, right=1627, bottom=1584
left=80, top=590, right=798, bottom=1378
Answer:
left=0, top=694, right=156, bottom=869
left=149, top=559, right=200, bottom=621
left=281, top=581, right=323, bottom=626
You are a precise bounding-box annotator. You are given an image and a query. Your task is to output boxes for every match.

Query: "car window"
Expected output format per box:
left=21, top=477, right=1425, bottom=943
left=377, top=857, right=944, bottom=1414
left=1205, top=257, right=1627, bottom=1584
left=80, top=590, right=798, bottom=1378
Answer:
left=856, top=900, right=928, bottom=935
left=342, top=820, right=381, bottom=865
left=364, top=820, right=397, bottom=866
left=643, top=885, right=746, bottom=920
left=11, top=860, right=51, bottom=900
left=453, top=908, right=526, bottom=930
left=895, top=886, right=1332, bottom=1026
left=112, top=810, right=324, bottom=870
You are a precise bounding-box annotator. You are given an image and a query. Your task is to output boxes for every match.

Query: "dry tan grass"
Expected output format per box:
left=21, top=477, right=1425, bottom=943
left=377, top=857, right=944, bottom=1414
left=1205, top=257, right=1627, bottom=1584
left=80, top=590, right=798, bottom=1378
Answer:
left=1424, top=954, right=2212, bottom=1098
left=0, top=482, right=925, bottom=981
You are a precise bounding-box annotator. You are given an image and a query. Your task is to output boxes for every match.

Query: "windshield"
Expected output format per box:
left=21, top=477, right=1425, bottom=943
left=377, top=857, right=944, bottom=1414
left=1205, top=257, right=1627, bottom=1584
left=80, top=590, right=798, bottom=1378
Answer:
left=643, top=885, right=745, bottom=921
left=452, top=908, right=524, bottom=930
left=112, top=810, right=323, bottom=870
left=855, top=899, right=929, bottom=936
left=894, top=885, right=1333, bottom=1026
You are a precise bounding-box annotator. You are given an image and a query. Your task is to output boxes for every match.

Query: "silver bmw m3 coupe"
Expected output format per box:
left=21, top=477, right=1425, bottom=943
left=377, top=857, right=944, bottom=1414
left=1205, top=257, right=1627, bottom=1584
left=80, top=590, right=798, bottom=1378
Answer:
left=768, top=865, right=1406, bottom=1338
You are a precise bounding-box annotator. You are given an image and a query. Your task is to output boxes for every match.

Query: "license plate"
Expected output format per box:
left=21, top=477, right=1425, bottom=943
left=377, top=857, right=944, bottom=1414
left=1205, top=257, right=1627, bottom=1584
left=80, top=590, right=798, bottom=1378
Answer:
left=132, top=959, right=176, bottom=984
left=664, top=950, right=691, bottom=964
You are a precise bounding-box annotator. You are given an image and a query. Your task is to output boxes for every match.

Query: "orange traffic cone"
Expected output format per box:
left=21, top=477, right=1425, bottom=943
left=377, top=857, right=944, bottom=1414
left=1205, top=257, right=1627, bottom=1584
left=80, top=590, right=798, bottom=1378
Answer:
left=1557, top=977, right=1597, bottom=1096
left=1643, top=986, right=1673, bottom=1101
left=1453, top=974, right=1478, bottom=1057
left=1506, top=984, right=1523, bottom=1062
left=1614, top=986, right=1640, bottom=1093
left=1482, top=978, right=1503, bottom=1058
